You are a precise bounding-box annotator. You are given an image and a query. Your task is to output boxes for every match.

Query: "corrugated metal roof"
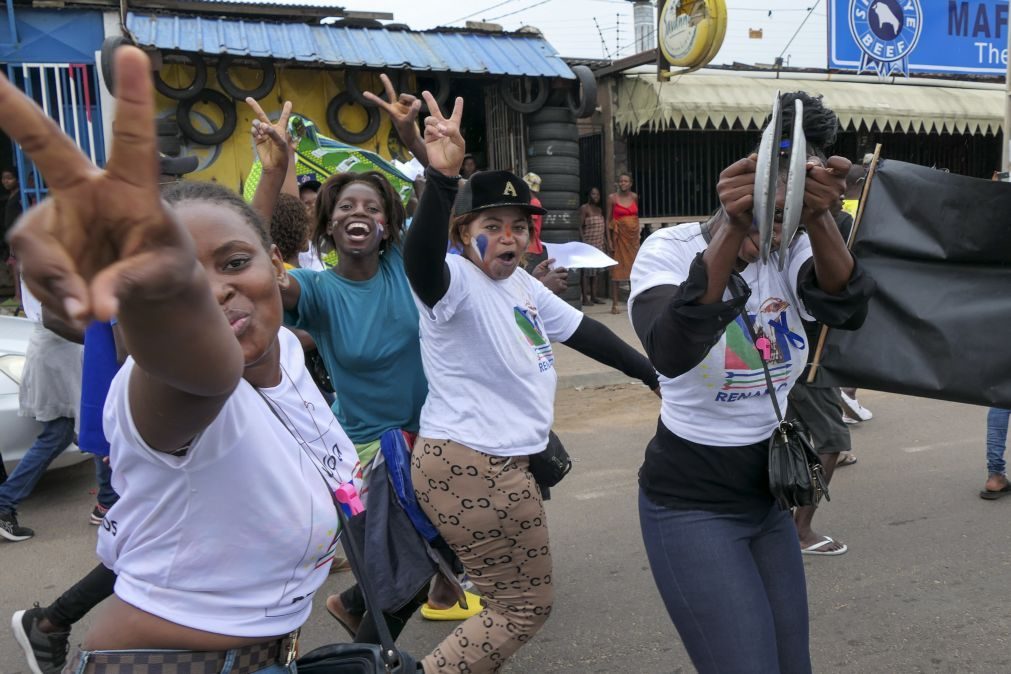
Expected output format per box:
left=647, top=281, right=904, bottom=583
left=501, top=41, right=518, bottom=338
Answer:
left=192, top=0, right=344, bottom=5
left=126, top=12, right=574, bottom=79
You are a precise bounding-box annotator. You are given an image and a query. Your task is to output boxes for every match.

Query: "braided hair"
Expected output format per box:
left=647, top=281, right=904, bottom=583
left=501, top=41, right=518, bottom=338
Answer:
left=756, top=91, right=840, bottom=163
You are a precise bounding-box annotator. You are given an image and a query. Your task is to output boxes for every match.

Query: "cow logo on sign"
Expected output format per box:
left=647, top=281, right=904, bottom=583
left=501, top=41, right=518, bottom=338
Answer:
left=848, top=0, right=922, bottom=79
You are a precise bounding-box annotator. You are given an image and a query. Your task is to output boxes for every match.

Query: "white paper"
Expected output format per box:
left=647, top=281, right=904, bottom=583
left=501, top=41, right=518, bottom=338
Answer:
left=542, top=241, right=618, bottom=270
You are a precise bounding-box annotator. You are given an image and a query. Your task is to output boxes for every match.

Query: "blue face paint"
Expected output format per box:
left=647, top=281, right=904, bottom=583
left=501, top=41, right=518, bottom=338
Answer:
left=474, top=234, right=489, bottom=260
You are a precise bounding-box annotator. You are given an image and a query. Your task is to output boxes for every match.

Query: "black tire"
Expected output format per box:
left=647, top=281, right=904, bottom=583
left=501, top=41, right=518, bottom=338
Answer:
left=100, top=36, right=131, bottom=96
left=154, top=52, right=208, bottom=101
left=567, top=65, right=598, bottom=118
left=156, top=117, right=180, bottom=136
left=176, top=89, right=237, bottom=145
left=326, top=91, right=381, bottom=144
left=538, top=190, right=580, bottom=210
left=540, top=227, right=581, bottom=243
left=527, top=106, right=574, bottom=125
left=528, top=124, right=578, bottom=142
left=346, top=70, right=406, bottom=108
left=528, top=139, right=580, bottom=159
left=539, top=173, right=581, bottom=193
left=157, top=134, right=182, bottom=157
left=500, top=77, right=549, bottom=114
left=415, top=71, right=451, bottom=113
left=528, top=156, right=580, bottom=175
left=216, top=55, right=276, bottom=101
left=542, top=210, right=580, bottom=230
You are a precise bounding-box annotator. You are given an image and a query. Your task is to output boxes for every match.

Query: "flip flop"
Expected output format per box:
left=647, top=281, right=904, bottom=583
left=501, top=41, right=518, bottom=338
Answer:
left=420, top=591, right=484, bottom=621
left=979, top=484, right=1011, bottom=500
left=801, top=536, right=848, bottom=556
left=325, top=595, right=360, bottom=639
left=837, top=453, right=857, bottom=467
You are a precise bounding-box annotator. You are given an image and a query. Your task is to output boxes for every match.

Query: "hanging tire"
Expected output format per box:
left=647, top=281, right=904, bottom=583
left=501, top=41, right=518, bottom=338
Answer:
left=154, top=52, right=208, bottom=101
left=528, top=139, right=580, bottom=159
left=542, top=210, right=580, bottom=230
left=346, top=70, right=406, bottom=108
left=539, top=173, right=581, bottom=193
left=528, top=124, right=579, bottom=143
left=100, top=36, right=132, bottom=96
left=527, top=106, right=575, bottom=125
left=566, top=65, right=598, bottom=119
left=528, top=156, right=580, bottom=175
left=157, top=134, right=182, bottom=157
left=177, top=89, right=237, bottom=145
left=500, top=77, right=549, bottom=114
left=415, top=71, right=451, bottom=113
left=327, top=91, right=381, bottom=144
left=537, top=191, right=580, bottom=211
left=216, top=55, right=276, bottom=101
left=540, top=227, right=581, bottom=244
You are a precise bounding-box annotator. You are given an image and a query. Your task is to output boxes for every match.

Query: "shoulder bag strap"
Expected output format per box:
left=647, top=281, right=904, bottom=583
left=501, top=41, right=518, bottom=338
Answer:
left=256, top=390, right=403, bottom=669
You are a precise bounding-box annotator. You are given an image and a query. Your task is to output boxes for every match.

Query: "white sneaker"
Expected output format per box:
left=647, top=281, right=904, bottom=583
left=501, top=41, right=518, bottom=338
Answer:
left=840, top=391, right=873, bottom=421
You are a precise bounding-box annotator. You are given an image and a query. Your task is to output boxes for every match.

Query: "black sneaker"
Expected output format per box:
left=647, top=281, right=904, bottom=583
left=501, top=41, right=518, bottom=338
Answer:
left=11, top=604, right=69, bottom=674
left=0, top=511, right=34, bottom=541
left=89, top=504, right=109, bottom=525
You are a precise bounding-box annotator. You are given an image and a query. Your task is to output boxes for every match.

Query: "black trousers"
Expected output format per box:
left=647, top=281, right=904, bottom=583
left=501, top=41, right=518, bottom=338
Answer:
left=44, top=563, right=117, bottom=628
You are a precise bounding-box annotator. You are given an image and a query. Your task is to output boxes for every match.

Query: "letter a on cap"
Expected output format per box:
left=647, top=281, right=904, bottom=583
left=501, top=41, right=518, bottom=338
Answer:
left=503, top=182, right=518, bottom=197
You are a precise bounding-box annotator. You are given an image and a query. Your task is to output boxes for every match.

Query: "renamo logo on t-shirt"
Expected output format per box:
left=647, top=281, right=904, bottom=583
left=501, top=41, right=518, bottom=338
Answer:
left=712, top=297, right=806, bottom=403
left=514, top=304, right=554, bottom=373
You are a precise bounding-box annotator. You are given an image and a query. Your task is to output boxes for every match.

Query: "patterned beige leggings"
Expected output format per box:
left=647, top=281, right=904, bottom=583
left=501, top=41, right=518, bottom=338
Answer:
left=412, top=437, right=553, bottom=674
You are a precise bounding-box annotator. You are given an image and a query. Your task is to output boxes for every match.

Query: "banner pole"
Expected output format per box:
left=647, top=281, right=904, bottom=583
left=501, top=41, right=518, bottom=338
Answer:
left=806, top=143, right=882, bottom=384
left=1004, top=23, right=1011, bottom=174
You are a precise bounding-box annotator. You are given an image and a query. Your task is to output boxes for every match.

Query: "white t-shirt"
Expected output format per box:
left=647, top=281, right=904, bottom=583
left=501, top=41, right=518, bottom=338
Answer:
left=629, top=224, right=814, bottom=447
left=416, top=254, right=583, bottom=457
left=98, top=328, right=361, bottom=637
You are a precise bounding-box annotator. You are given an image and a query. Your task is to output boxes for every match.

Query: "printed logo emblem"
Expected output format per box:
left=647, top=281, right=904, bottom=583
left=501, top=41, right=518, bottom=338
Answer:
left=848, top=0, right=922, bottom=78
left=503, top=182, right=518, bottom=197
left=514, top=303, right=554, bottom=373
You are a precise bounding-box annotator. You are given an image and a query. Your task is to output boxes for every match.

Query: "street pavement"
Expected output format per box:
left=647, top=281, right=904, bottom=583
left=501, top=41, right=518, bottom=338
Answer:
left=1, top=305, right=1008, bottom=672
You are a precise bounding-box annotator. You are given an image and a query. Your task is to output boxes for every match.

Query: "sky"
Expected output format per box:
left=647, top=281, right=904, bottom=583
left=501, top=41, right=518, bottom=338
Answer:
left=336, top=0, right=828, bottom=68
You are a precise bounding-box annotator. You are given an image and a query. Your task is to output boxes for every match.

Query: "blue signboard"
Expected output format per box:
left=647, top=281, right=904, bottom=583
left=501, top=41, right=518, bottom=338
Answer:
left=828, top=0, right=1009, bottom=77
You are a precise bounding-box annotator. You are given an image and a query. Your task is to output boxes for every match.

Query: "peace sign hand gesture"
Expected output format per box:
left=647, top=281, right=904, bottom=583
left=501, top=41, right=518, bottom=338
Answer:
left=422, top=92, right=465, bottom=178
left=3, top=47, right=194, bottom=324
left=362, top=74, right=421, bottom=128
left=246, top=97, right=292, bottom=175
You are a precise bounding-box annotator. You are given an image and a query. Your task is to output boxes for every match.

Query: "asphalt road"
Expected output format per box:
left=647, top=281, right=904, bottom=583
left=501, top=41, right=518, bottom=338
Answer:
left=2, top=385, right=1007, bottom=673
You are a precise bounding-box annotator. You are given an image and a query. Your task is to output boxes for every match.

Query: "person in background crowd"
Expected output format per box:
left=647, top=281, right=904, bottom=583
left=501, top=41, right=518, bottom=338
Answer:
left=579, top=186, right=607, bottom=306
left=523, top=172, right=545, bottom=258
left=630, top=92, right=874, bottom=673
left=271, top=193, right=311, bottom=270
left=404, top=92, right=659, bottom=674
left=3, top=167, right=21, bottom=306
left=981, top=408, right=1011, bottom=499
left=0, top=306, right=82, bottom=542
left=607, top=172, right=640, bottom=315
left=297, top=179, right=327, bottom=271
left=6, top=47, right=361, bottom=672
left=460, top=153, right=478, bottom=180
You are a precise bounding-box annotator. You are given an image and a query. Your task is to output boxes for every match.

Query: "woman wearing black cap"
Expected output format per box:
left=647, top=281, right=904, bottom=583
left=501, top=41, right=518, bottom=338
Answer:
left=403, top=94, right=659, bottom=673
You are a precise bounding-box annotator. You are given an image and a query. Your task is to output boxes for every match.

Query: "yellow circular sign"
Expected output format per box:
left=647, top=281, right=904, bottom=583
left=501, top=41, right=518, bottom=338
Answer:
left=658, top=0, right=727, bottom=69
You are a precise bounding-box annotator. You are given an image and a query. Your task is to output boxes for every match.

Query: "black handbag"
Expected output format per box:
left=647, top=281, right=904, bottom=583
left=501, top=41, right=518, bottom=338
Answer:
left=527, top=431, right=572, bottom=500
left=732, top=285, right=830, bottom=510
left=255, top=391, right=418, bottom=674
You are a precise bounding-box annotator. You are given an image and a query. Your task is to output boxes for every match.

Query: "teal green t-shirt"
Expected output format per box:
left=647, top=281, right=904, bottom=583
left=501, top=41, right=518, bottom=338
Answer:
left=285, top=245, right=427, bottom=444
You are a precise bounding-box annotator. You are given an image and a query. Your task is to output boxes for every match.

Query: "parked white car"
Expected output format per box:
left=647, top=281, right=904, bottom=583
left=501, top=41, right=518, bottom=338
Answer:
left=0, top=315, right=85, bottom=476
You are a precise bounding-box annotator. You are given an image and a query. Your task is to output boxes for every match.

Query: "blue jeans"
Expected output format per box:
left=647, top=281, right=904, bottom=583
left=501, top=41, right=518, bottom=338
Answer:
left=93, top=456, right=119, bottom=509
left=986, top=408, right=1010, bottom=475
left=67, top=648, right=296, bottom=673
left=0, top=417, right=75, bottom=514
left=639, top=490, right=811, bottom=674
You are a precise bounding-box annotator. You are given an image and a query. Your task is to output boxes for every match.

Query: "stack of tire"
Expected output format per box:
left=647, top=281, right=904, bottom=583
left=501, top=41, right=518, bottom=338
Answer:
left=526, top=106, right=581, bottom=305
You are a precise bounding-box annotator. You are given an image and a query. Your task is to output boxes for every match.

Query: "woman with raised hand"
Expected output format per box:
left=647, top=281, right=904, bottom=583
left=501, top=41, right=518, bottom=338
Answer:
left=247, top=79, right=473, bottom=642
left=629, top=92, right=874, bottom=673
left=404, top=92, right=659, bottom=674
left=5, top=46, right=360, bottom=672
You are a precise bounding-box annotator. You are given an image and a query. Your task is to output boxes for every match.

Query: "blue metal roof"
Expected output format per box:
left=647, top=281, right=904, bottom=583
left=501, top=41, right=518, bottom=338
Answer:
left=126, top=13, right=574, bottom=79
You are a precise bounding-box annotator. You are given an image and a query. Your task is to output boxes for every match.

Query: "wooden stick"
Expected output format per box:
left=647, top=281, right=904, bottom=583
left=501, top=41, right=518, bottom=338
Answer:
left=806, top=143, right=882, bottom=384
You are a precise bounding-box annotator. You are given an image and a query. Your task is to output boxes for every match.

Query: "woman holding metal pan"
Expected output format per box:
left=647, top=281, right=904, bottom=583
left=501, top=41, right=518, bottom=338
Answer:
left=629, top=92, right=875, bottom=673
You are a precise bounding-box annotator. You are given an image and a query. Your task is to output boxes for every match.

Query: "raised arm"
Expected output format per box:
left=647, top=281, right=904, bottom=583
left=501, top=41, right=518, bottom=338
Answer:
left=4, top=47, right=243, bottom=452
left=247, top=97, right=292, bottom=226
left=403, top=93, right=465, bottom=307
left=364, top=74, right=429, bottom=167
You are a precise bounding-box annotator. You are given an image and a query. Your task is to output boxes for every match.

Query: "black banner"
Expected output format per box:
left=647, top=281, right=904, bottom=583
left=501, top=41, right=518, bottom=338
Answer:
left=816, top=159, right=1011, bottom=408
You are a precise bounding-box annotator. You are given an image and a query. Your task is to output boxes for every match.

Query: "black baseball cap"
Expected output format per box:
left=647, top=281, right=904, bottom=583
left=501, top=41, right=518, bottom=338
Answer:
left=298, top=179, right=322, bottom=193
left=454, top=170, right=547, bottom=217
